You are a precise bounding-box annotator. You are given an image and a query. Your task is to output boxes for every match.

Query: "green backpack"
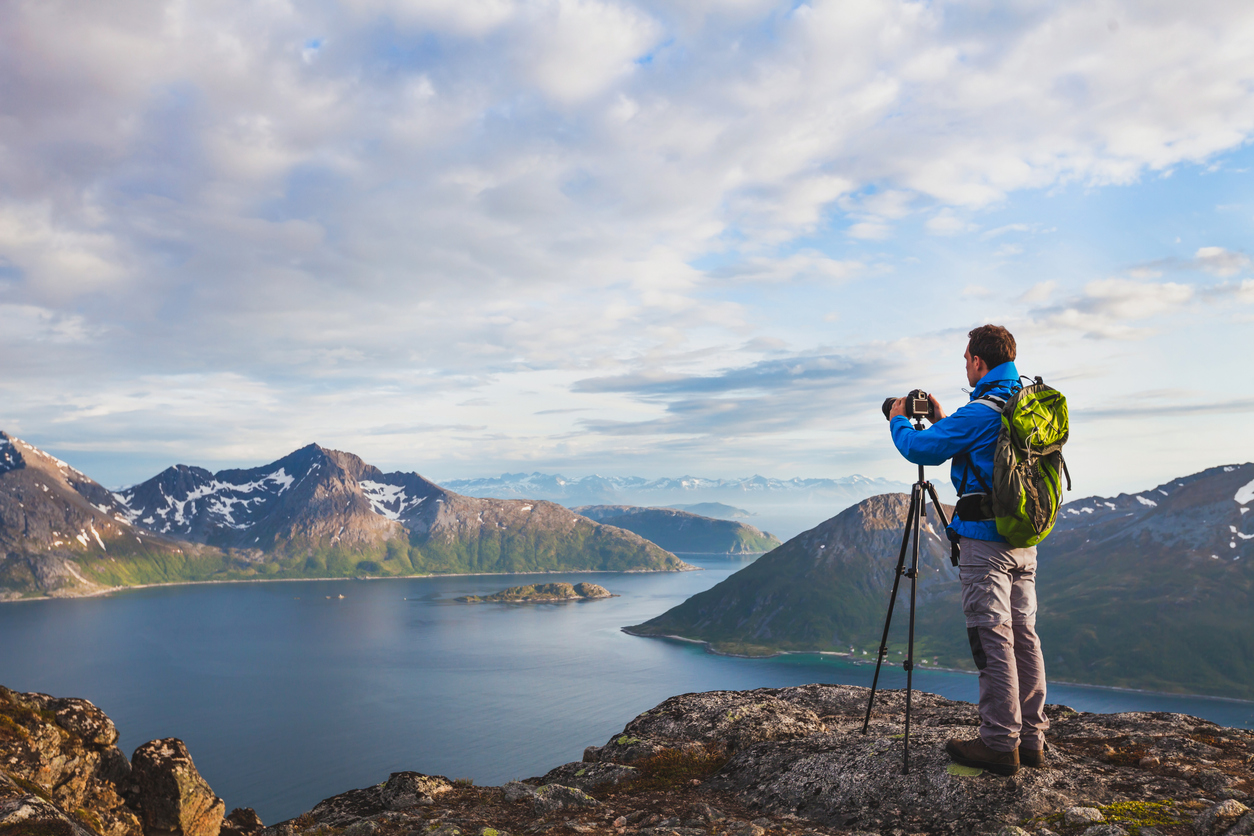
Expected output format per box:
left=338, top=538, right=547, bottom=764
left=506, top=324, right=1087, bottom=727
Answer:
left=975, top=377, right=1072, bottom=547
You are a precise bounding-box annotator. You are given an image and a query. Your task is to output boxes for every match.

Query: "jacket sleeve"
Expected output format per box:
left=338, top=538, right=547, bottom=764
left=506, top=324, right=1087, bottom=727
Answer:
left=890, top=404, right=988, bottom=466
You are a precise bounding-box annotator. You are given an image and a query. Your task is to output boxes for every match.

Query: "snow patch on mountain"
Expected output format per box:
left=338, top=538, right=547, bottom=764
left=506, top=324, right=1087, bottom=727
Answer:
left=360, top=480, right=427, bottom=521
left=1235, top=478, right=1254, bottom=506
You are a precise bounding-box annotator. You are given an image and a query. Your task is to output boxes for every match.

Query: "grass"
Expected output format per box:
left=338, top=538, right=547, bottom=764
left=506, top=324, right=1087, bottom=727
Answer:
left=600, top=745, right=730, bottom=797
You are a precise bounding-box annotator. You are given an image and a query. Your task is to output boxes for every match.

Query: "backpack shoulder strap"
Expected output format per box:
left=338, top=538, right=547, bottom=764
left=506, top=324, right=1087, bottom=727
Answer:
left=969, top=395, right=1006, bottom=414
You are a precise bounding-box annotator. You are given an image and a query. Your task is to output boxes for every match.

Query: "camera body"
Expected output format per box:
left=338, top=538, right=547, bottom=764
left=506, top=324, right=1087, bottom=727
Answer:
left=881, top=389, right=935, bottom=422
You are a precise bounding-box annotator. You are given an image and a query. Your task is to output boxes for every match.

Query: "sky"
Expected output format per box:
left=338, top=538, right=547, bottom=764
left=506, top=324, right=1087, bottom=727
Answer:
left=1, top=0, right=1253, bottom=496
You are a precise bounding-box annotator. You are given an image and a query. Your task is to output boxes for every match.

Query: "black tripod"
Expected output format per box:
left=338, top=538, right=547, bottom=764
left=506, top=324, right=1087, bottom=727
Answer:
left=860, top=421, right=953, bottom=774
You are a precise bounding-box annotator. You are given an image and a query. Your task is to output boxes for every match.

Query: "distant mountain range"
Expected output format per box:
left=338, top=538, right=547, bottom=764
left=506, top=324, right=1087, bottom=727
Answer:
left=0, top=432, right=692, bottom=600
left=628, top=463, right=1254, bottom=700
left=441, top=472, right=911, bottom=512
left=573, top=506, right=782, bottom=554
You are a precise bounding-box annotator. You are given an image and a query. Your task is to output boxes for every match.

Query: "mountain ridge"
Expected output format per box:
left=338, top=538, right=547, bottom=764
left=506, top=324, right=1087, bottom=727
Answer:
left=0, top=433, right=693, bottom=600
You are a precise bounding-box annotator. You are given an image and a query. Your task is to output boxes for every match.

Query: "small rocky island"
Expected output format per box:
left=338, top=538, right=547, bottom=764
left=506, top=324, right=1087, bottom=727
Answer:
left=4, top=682, right=1254, bottom=836
left=455, top=582, right=615, bottom=603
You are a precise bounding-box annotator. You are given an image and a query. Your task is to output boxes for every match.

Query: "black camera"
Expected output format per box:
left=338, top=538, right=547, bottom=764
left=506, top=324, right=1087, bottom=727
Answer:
left=881, top=389, right=934, bottom=422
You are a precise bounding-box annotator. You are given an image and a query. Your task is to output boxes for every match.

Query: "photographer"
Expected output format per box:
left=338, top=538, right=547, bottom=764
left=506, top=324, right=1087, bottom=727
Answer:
left=887, top=324, right=1046, bottom=776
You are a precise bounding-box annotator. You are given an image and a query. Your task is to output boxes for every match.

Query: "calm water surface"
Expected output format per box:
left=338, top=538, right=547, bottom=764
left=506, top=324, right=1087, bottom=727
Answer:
left=2, top=556, right=1251, bottom=823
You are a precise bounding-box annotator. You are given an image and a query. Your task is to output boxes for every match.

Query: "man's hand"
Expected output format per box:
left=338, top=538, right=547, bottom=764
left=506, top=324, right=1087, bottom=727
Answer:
left=888, top=397, right=907, bottom=420
left=926, top=393, right=947, bottom=423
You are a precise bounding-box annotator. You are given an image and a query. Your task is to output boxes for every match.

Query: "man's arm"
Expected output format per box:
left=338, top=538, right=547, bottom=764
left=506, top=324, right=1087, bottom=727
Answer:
left=890, top=402, right=985, bottom=466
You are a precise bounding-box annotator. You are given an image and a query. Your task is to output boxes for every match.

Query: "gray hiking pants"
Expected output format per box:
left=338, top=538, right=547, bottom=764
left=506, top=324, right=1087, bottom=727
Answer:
left=959, top=537, right=1049, bottom=753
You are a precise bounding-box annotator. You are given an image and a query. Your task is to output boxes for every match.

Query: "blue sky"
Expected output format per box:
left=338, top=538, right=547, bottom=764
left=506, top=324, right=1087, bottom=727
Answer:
left=1, top=0, right=1252, bottom=497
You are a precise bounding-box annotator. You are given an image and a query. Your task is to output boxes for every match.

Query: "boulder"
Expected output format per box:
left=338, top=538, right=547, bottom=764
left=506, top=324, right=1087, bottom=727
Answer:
left=586, top=689, right=825, bottom=765
left=219, top=808, right=264, bottom=836
left=130, top=739, right=224, bottom=836
left=0, top=791, right=101, bottom=836
left=0, top=687, right=141, bottom=836
left=537, top=761, right=637, bottom=792
left=379, top=772, right=451, bottom=810
left=530, top=784, right=599, bottom=814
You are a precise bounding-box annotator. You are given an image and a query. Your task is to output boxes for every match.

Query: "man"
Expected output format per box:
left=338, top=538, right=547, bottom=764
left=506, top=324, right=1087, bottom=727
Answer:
left=887, top=324, right=1047, bottom=777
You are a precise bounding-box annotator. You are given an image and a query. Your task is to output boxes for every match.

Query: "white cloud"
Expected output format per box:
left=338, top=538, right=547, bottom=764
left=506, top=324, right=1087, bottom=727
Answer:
left=1194, top=246, right=1251, bottom=277
left=1032, top=278, right=1194, bottom=339
left=1019, top=281, right=1057, bottom=304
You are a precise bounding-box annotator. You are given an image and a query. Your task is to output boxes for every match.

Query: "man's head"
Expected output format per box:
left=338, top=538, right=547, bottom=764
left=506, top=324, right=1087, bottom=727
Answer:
left=965, top=324, right=1016, bottom=386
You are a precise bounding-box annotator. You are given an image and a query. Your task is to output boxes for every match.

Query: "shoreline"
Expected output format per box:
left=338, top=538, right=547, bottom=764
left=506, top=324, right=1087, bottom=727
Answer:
left=621, top=628, right=1254, bottom=706
left=0, top=566, right=701, bottom=605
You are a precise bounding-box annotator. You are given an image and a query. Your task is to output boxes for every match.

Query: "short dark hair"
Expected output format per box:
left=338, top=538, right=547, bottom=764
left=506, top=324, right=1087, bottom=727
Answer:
left=967, top=324, right=1016, bottom=369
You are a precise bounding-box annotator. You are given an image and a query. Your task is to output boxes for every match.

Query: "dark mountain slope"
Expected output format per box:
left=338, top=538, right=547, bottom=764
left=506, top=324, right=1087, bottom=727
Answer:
left=627, top=494, right=956, bottom=656
left=627, top=463, right=1254, bottom=697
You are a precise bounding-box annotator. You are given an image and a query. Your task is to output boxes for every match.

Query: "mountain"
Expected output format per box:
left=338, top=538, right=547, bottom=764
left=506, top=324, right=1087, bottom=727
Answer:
left=664, top=502, right=755, bottom=519
left=441, top=472, right=911, bottom=510
left=0, top=432, right=223, bottom=599
left=627, top=463, right=1254, bottom=699
left=574, top=505, right=781, bottom=554
left=625, top=493, right=956, bottom=656
left=0, top=434, right=692, bottom=600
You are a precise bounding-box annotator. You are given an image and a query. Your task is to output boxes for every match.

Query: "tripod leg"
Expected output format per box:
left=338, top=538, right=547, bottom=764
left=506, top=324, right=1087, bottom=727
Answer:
left=861, top=485, right=919, bottom=734
left=924, top=481, right=951, bottom=530
left=903, top=481, right=924, bottom=774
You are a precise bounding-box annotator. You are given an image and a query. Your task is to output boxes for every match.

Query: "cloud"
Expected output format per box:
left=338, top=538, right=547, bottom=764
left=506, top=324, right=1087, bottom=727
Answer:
left=1029, top=278, right=1194, bottom=339
left=706, top=250, right=861, bottom=284
left=1125, top=246, right=1252, bottom=279
left=926, top=208, right=975, bottom=236
left=1193, top=246, right=1251, bottom=277
left=3, top=0, right=1254, bottom=479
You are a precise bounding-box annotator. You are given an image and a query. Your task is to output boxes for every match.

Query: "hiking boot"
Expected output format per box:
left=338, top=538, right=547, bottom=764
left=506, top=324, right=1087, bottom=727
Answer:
left=945, top=737, right=1020, bottom=776
left=1020, top=741, right=1049, bottom=768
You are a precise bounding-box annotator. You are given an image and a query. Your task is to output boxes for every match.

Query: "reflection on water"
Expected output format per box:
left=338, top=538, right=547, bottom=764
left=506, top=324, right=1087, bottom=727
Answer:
left=1, top=556, right=1249, bottom=823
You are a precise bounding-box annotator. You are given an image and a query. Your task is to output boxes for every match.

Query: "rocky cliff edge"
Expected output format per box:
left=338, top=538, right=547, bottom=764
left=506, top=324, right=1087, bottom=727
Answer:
left=4, top=682, right=1253, bottom=836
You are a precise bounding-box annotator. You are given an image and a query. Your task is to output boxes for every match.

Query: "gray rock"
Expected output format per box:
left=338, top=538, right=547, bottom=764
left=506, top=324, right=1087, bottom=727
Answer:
left=530, top=784, right=599, bottom=814
left=306, top=786, right=386, bottom=826
left=131, top=738, right=225, bottom=836
left=995, top=827, right=1032, bottom=836
left=343, top=821, right=378, bottom=836
left=538, top=762, right=637, bottom=792
left=501, top=782, right=537, bottom=803
left=381, top=773, right=451, bottom=810
left=1226, top=813, right=1254, bottom=836
left=1080, top=826, right=1127, bottom=836
left=1195, top=800, right=1251, bottom=836
left=0, top=792, right=101, bottom=836
left=220, top=808, right=264, bottom=836
left=590, top=689, right=826, bottom=765
left=1066, top=807, right=1105, bottom=825
left=719, top=822, right=765, bottom=836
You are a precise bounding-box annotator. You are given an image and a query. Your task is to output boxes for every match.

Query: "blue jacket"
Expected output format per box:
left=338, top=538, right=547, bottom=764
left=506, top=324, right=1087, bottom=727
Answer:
left=889, top=361, right=1022, bottom=542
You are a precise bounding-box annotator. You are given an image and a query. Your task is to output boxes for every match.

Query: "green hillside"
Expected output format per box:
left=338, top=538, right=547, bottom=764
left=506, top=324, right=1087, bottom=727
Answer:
left=574, top=505, right=781, bottom=554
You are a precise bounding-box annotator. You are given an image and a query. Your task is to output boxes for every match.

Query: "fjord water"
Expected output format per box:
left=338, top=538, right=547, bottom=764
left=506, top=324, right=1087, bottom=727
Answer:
left=3, top=557, right=1252, bottom=824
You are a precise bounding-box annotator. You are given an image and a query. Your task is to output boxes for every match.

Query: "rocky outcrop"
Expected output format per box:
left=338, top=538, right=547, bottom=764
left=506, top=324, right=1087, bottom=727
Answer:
left=0, top=686, right=139, bottom=836
left=259, top=683, right=1252, bottom=836
left=7, top=682, right=1254, bottom=836
left=0, top=686, right=236, bottom=836
left=130, top=739, right=224, bottom=836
